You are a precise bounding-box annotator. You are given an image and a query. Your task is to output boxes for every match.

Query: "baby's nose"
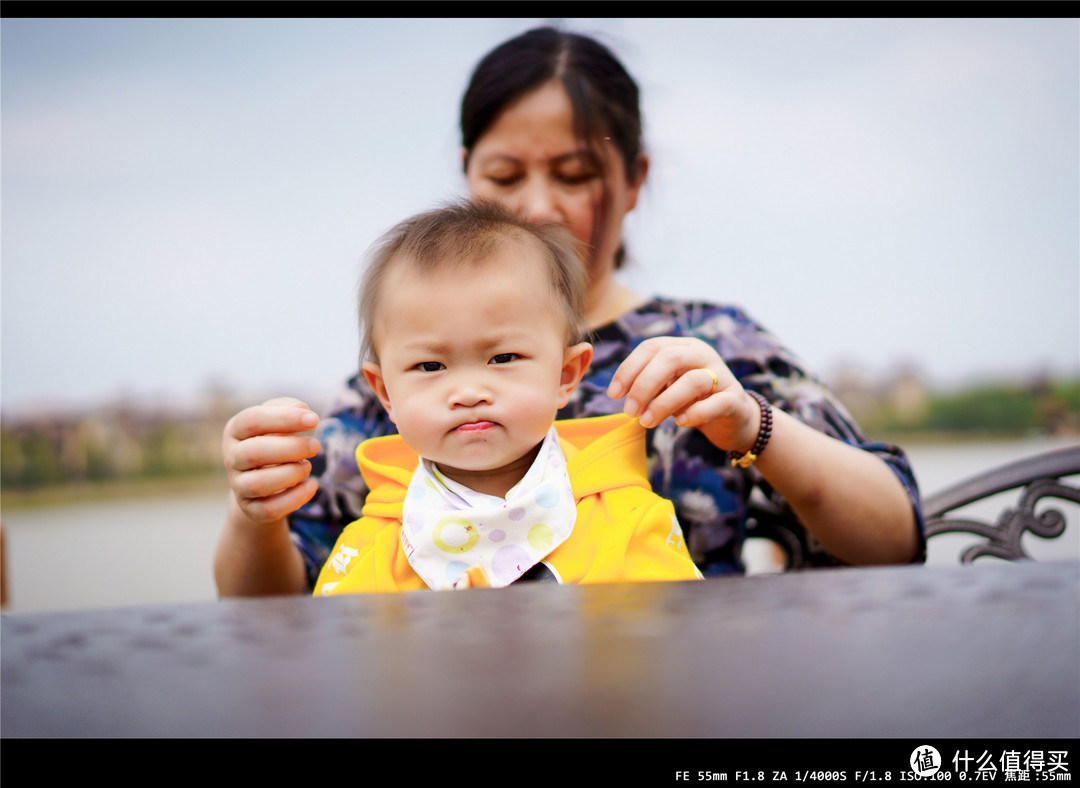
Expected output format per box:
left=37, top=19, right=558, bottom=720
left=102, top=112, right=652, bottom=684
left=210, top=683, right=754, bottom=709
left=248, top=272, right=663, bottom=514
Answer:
left=449, top=384, right=492, bottom=408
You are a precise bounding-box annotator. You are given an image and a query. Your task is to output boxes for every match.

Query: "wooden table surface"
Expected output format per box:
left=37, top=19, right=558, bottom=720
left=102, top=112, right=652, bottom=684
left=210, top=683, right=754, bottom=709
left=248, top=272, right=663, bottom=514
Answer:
left=2, top=560, right=1077, bottom=738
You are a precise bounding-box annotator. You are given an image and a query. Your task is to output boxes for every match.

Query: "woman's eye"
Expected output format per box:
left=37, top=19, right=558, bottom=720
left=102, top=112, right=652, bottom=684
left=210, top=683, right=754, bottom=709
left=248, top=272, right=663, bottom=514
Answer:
left=416, top=361, right=444, bottom=372
left=487, top=174, right=520, bottom=187
left=490, top=353, right=518, bottom=365
left=558, top=172, right=597, bottom=185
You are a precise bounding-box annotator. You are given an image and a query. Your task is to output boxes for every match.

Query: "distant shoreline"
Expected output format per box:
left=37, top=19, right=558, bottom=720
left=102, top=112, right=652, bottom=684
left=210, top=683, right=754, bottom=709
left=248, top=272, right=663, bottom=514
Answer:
left=3, top=430, right=1077, bottom=513
left=1, top=472, right=229, bottom=512
left=871, top=428, right=1080, bottom=447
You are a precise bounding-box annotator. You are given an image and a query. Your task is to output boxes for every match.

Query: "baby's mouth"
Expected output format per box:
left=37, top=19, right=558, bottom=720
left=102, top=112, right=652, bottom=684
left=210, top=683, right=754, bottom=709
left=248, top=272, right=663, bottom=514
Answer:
left=454, top=420, right=497, bottom=434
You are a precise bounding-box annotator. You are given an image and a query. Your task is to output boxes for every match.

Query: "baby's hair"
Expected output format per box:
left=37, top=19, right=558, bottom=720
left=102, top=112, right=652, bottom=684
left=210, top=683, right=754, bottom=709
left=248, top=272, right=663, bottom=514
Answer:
left=358, top=199, right=589, bottom=365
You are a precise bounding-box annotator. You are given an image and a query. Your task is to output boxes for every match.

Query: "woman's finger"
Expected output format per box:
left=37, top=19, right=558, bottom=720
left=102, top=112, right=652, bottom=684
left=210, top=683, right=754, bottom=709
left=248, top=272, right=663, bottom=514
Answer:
left=613, top=338, right=724, bottom=417
left=237, top=478, right=319, bottom=525
left=606, top=338, right=664, bottom=399
left=232, top=460, right=314, bottom=500
left=608, top=336, right=760, bottom=450
left=261, top=396, right=310, bottom=408
left=617, top=341, right=698, bottom=413
left=225, top=403, right=319, bottom=442
left=226, top=434, right=321, bottom=473
left=636, top=366, right=724, bottom=428
left=673, top=387, right=745, bottom=429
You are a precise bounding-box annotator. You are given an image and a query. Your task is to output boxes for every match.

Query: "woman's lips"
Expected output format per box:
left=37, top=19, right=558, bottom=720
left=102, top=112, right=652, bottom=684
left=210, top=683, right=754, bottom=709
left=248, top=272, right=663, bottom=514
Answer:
left=455, top=420, right=496, bottom=434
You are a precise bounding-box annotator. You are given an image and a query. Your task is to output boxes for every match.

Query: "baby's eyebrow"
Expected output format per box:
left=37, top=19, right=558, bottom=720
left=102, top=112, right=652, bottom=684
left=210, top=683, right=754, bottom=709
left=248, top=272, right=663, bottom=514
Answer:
left=479, top=330, right=535, bottom=350
left=402, top=331, right=532, bottom=356
left=401, top=339, right=451, bottom=354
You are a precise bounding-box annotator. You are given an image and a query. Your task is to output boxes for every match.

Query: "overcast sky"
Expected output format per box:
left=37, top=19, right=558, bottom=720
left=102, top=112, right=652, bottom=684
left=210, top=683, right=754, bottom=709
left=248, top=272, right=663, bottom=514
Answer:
left=2, top=17, right=1077, bottom=415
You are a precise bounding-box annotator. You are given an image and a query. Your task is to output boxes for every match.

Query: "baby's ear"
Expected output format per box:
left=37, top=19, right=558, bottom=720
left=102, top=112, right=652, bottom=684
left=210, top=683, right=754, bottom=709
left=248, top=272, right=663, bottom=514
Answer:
left=362, top=361, right=395, bottom=423
left=558, top=342, right=594, bottom=407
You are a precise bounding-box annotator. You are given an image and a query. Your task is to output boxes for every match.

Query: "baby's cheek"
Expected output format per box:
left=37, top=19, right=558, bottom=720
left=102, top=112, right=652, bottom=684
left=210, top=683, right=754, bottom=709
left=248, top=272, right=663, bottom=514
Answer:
left=395, top=404, right=440, bottom=446
left=513, top=392, right=561, bottom=430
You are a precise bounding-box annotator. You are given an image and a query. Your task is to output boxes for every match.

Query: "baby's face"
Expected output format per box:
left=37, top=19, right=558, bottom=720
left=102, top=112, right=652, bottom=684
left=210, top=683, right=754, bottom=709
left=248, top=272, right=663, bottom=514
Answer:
left=365, top=241, right=587, bottom=495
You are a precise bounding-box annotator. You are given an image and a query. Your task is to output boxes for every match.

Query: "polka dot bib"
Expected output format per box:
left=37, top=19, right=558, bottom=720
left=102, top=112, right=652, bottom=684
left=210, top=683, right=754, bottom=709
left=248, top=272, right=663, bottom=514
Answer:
left=400, top=427, right=577, bottom=590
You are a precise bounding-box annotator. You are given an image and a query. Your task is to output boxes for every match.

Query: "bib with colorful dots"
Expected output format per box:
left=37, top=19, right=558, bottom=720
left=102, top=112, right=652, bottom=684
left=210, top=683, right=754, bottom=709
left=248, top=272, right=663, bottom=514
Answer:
left=400, top=427, right=577, bottom=590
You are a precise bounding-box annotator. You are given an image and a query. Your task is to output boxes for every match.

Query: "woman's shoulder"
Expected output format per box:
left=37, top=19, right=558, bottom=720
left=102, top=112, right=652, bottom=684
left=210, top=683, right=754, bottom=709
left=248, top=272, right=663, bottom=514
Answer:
left=615, top=295, right=820, bottom=392
left=617, top=296, right=769, bottom=341
left=639, top=295, right=752, bottom=319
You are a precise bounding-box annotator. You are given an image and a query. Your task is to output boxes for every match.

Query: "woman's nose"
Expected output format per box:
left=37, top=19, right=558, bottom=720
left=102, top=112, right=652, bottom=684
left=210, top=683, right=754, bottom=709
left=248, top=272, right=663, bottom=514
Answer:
left=518, top=180, right=562, bottom=224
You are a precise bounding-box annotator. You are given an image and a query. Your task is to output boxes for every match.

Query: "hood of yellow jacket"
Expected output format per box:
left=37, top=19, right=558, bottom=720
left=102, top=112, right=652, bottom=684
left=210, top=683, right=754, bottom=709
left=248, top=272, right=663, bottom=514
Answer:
left=355, top=413, right=650, bottom=519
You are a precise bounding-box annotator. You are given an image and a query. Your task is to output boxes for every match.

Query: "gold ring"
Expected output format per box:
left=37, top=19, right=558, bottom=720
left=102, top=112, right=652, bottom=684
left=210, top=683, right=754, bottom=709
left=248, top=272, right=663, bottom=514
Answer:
left=703, top=368, right=719, bottom=394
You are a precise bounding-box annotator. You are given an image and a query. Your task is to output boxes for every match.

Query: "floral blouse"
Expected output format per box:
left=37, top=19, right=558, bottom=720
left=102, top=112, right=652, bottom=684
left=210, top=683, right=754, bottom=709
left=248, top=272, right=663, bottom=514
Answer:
left=290, top=297, right=925, bottom=589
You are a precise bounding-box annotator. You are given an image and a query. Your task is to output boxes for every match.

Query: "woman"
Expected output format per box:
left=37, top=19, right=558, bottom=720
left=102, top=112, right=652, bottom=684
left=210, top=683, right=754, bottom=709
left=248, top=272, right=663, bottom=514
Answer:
left=215, top=26, right=923, bottom=596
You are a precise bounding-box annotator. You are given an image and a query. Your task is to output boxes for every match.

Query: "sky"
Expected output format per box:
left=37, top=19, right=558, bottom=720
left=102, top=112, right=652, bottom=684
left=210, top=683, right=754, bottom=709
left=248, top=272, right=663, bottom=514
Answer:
left=2, top=17, right=1078, bottom=416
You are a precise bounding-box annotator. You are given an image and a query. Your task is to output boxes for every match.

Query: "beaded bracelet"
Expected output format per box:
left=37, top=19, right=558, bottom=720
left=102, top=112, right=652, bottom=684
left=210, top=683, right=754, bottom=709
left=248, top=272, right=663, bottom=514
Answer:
left=729, top=390, right=773, bottom=469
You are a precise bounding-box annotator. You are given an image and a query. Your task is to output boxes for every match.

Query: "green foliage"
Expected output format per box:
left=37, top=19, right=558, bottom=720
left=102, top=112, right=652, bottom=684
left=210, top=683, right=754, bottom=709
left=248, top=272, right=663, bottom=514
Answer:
left=869, top=377, right=1079, bottom=437
left=1, top=418, right=220, bottom=492
left=924, top=385, right=1039, bottom=432
left=2, top=430, right=65, bottom=487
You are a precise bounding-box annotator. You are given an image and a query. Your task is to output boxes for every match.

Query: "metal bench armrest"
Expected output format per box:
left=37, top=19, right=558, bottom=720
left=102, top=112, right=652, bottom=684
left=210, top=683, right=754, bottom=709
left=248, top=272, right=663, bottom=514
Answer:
left=923, top=445, right=1080, bottom=563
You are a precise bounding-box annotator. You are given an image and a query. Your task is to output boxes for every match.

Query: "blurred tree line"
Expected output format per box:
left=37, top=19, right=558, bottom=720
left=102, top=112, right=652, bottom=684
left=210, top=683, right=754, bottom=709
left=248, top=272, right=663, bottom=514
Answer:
left=1, top=375, right=1077, bottom=494
left=852, top=375, right=1080, bottom=440
left=1, top=395, right=233, bottom=494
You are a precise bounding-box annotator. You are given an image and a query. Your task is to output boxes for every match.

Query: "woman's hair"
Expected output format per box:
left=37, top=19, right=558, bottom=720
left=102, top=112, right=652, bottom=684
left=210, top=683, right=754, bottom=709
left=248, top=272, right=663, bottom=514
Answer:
left=460, top=26, right=644, bottom=269
left=358, top=199, right=589, bottom=365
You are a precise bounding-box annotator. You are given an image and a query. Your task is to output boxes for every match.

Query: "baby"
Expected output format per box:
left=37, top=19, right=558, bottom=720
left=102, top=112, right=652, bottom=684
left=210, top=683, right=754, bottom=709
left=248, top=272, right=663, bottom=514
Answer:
left=315, top=200, right=701, bottom=594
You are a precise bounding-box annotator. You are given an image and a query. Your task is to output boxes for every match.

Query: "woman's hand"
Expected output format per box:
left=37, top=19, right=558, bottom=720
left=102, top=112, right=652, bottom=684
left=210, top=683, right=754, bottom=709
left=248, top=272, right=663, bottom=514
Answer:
left=609, top=336, right=920, bottom=565
left=607, top=337, right=760, bottom=454
left=222, top=397, right=322, bottom=525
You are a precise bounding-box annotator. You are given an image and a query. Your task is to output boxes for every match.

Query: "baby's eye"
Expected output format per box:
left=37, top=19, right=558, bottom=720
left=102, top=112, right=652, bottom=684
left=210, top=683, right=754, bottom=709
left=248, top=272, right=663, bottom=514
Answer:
left=416, top=361, right=445, bottom=372
left=490, top=353, right=518, bottom=365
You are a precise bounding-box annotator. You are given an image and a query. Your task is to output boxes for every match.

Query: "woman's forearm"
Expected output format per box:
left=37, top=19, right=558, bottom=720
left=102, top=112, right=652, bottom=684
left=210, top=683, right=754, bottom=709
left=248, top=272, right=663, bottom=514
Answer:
left=746, top=408, right=920, bottom=565
left=213, top=494, right=309, bottom=597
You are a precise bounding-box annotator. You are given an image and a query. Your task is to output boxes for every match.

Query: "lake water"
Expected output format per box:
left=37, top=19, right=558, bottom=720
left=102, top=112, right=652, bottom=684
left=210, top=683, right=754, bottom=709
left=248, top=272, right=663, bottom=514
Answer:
left=2, top=435, right=1077, bottom=613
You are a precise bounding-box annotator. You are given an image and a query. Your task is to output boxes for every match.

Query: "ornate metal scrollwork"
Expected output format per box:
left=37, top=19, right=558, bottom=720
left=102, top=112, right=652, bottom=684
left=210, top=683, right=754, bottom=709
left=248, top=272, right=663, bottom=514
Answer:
left=745, top=446, right=1078, bottom=569
left=924, top=447, right=1080, bottom=564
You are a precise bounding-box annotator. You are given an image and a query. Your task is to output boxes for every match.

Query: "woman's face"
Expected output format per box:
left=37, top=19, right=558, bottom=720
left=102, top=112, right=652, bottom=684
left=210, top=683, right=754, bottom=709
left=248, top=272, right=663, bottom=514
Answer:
left=464, top=81, right=647, bottom=289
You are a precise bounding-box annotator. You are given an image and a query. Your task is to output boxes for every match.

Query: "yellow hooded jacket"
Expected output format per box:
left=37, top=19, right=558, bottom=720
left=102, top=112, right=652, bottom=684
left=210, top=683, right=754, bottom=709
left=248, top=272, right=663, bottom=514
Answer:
left=313, top=414, right=702, bottom=595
